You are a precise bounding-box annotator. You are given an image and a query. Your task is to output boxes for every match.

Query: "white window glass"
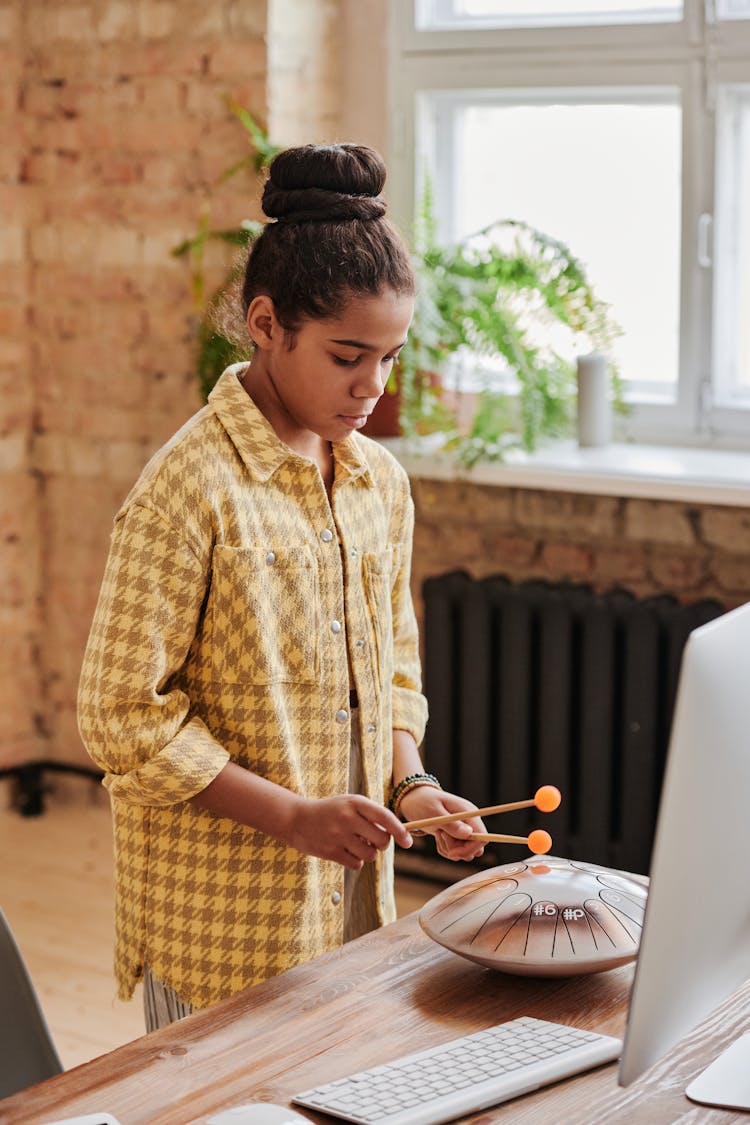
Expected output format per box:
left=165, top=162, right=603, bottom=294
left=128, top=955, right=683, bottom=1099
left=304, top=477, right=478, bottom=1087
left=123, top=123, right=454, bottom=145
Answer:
left=420, top=0, right=683, bottom=29
left=717, top=0, right=750, bottom=19
left=714, top=87, right=750, bottom=404
left=400, top=0, right=750, bottom=440
left=440, top=95, right=681, bottom=394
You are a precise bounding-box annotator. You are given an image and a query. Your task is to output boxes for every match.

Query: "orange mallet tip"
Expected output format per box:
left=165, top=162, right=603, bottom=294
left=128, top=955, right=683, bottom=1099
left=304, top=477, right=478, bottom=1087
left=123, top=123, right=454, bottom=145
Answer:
left=534, top=785, right=562, bottom=812
left=527, top=829, right=553, bottom=855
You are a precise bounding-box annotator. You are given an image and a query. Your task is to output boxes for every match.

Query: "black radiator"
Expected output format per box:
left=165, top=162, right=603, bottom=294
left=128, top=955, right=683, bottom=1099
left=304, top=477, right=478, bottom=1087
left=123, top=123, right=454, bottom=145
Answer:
left=421, top=572, right=725, bottom=875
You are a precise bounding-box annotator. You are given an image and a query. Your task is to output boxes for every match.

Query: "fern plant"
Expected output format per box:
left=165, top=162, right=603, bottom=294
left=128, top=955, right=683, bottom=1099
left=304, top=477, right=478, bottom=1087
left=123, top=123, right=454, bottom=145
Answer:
left=175, top=103, right=624, bottom=461
left=396, top=180, right=624, bottom=464
left=171, top=98, right=279, bottom=397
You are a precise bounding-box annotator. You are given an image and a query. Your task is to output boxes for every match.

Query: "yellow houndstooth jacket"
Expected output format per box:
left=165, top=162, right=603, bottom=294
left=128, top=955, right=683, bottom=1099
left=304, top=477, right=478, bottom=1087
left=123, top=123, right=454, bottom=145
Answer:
left=77, top=365, right=428, bottom=1008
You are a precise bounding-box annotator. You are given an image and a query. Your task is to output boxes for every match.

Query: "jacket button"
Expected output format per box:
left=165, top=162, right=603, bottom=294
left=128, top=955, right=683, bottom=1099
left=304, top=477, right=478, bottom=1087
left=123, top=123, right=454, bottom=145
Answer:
left=265, top=551, right=276, bottom=565
left=331, top=891, right=342, bottom=905
left=330, top=620, right=342, bottom=634
left=321, top=528, right=334, bottom=543
left=335, top=709, right=349, bottom=723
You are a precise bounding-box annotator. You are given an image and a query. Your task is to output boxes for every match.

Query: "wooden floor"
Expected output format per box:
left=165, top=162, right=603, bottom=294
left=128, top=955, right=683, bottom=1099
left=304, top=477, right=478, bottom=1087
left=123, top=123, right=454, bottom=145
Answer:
left=0, top=785, right=444, bottom=1070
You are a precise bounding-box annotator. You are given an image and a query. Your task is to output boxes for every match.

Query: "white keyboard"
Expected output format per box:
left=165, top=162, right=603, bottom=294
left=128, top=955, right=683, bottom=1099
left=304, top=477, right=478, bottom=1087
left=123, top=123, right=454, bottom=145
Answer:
left=292, top=1016, right=621, bottom=1125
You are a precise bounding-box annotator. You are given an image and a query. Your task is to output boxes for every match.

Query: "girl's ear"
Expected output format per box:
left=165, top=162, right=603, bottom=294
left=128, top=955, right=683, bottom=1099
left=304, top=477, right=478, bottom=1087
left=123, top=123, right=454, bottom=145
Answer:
left=246, top=295, right=279, bottom=349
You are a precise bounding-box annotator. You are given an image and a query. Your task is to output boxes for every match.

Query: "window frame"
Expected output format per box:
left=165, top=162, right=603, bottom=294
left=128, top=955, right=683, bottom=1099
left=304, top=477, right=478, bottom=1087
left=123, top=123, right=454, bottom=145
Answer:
left=418, top=0, right=686, bottom=33
left=388, top=0, right=750, bottom=447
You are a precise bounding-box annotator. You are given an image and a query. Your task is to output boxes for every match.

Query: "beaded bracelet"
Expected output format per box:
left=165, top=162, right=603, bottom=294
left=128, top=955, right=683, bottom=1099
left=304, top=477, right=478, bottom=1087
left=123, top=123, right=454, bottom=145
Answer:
left=388, top=772, right=442, bottom=819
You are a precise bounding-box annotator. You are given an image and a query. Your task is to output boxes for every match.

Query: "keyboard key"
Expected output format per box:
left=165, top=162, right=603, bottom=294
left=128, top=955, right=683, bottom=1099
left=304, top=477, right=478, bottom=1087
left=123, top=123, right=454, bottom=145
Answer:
left=292, top=1017, right=622, bottom=1125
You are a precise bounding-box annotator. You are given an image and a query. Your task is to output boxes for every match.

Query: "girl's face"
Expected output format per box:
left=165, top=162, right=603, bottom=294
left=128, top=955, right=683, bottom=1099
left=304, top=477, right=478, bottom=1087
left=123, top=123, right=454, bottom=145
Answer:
left=246, top=288, right=415, bottom=446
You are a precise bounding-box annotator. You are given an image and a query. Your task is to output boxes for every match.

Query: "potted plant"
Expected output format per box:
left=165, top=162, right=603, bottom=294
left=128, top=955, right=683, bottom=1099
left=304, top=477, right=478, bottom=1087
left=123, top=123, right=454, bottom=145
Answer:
left=172, top=99, right=279, bottom=400
left=386, top=176, right=623, bottom=465
left=176, top=104, right=623, bottom=464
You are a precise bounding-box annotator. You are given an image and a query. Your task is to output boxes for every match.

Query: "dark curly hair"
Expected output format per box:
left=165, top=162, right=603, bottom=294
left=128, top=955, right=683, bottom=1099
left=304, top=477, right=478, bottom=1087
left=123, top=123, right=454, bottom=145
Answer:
left=241, top=143, right=415, bottom=334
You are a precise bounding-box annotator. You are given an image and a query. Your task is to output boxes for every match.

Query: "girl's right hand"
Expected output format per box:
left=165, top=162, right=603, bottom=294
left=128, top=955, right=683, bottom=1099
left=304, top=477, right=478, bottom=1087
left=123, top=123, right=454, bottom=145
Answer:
left=288, top=794, right=413, bottom=869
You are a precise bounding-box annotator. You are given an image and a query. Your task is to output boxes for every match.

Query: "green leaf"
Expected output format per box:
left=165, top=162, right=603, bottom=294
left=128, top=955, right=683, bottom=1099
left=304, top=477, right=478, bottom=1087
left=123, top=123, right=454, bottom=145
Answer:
left=395, top=183, right=627, bottom=459
left=223, top=97, right=282, bottom=171
left=175, top=98, right=628, bottom=466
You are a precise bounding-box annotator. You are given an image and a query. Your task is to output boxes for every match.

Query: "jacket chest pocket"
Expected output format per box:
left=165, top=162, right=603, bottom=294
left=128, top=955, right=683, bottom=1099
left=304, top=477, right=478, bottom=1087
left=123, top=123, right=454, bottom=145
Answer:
left=362, top=549, right=394, bottom=692
left=210, top=545, right=319, bottom=685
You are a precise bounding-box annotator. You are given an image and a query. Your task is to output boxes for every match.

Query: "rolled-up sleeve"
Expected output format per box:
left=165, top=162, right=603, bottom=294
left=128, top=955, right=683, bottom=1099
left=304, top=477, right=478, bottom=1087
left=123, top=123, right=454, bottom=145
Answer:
left=77, top=502, right=229, bottom=806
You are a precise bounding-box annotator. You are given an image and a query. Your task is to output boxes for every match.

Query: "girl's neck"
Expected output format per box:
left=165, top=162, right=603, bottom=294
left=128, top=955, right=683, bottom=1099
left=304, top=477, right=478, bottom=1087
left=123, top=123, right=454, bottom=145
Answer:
left=240, top=360, right=334, bottom=493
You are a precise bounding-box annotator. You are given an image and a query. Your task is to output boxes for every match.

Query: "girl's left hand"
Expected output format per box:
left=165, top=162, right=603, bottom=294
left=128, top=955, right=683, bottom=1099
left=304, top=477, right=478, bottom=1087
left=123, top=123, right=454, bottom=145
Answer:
left=396, top=787, right=486, bottom=862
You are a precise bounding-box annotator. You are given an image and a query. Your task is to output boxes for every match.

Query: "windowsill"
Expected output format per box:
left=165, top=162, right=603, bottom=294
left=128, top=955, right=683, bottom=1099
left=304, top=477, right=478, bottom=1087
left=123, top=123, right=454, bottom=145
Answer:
left=379, top=437, right=750, bottom=507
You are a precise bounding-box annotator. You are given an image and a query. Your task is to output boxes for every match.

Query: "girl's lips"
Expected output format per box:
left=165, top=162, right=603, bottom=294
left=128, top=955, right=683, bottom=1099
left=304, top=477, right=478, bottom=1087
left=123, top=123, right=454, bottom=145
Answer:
left=339, top=414, right=369, bottom=429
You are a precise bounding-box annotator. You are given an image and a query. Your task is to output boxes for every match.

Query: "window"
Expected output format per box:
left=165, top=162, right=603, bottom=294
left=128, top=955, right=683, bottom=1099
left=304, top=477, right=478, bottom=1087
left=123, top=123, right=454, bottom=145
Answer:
left=418, top=1, right=684, bottom=29
left=390, top=0, right=750, bottom=445
left=714, top=84, right=750, bottom=405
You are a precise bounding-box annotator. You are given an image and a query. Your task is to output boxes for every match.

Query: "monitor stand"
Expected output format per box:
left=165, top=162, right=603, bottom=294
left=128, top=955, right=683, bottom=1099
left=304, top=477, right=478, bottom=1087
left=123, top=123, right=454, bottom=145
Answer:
left=685, top=1033, right=750, bottom=1111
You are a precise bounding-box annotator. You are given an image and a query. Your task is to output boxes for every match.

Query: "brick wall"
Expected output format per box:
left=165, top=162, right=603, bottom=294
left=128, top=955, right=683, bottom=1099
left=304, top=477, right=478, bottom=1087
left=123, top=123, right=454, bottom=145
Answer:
left=3, top=0, right=747, bottom=780
left=409, top=476, right=750, bottom=637
left=1, top=2, right=41, bottom=768
left=1, top=0, right=344, bottom=773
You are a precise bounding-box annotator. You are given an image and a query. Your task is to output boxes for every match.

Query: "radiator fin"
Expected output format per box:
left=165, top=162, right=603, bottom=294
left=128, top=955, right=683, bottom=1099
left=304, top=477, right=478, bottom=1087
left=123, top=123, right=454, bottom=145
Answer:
left=422, top=573, right=724, bottom=874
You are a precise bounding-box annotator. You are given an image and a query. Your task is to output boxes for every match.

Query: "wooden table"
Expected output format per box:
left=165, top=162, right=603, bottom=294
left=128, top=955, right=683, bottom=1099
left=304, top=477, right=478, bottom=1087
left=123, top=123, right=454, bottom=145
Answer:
left=1, top=912, right=748, bottom=1125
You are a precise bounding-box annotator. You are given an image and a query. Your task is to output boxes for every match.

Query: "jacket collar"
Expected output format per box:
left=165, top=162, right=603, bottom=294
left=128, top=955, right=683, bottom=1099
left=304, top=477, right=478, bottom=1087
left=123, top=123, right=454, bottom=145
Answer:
left=208, top=364, right=373, bottom=486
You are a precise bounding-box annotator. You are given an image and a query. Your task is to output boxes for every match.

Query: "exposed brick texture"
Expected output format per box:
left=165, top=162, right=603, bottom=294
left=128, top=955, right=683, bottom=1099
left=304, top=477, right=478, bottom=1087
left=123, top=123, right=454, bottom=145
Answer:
left=2, top=0, right=749, bottom=786
left=410, top=477, right=750, bottom=643
left=1, top=0, right=39, bottom=771
left=0, top=0, right=343, bottom=773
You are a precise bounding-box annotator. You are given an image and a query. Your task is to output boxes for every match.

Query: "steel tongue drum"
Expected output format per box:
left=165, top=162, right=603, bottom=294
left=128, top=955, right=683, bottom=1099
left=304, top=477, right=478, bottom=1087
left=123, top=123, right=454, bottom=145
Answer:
left=419, top=856, right=647, bottom=977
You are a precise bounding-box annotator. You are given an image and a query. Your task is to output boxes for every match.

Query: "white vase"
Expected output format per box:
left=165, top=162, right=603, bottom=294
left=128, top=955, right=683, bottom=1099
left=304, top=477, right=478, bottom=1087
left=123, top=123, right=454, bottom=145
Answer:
left=576, top=352, right=611, bottom=448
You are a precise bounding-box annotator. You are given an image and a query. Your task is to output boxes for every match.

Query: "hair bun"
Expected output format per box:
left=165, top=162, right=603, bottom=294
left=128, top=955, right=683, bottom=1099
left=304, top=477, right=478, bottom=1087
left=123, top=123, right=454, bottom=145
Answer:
left=262, top=143, right=388, bottom=224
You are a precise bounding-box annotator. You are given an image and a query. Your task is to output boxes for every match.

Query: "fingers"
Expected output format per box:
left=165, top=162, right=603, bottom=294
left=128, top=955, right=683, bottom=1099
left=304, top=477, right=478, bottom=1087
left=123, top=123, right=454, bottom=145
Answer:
left=302, top=796, right=415, bottom=869
left=439, top=821, right=473, bottom=840
left=351, top=814, right=406, bottom=852
left=435, top=812, right=487, bottom=861
left=332, top=799, right=413, bottom=867
left=379, top=809, right=414, bottom=850
left=347, top=832, right=381, bottom=864
left=438, top=815, right=486, bottom=842
left=356, top=802, right=413, bottom=850
left=339, top=824, right=404, bottom=869
left=340, top=851, right=365, bottom=871
left=327, top=834, right=379, bottom=869
left=435, top=827, right=485, bottom=862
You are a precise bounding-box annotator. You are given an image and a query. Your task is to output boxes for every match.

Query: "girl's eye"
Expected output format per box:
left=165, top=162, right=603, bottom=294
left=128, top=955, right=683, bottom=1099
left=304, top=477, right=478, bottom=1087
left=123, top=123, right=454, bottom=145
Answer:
left=332, top=351, right=400, bottom=367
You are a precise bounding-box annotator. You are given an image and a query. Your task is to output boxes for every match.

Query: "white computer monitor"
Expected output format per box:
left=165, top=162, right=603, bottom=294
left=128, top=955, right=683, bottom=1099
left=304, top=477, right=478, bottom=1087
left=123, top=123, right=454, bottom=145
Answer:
left=619, top=599, right=750, bottom=1109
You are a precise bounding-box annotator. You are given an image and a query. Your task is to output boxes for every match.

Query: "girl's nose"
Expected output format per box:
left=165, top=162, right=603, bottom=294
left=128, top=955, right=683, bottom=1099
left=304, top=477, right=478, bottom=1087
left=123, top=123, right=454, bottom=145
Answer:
left=353, top=363, right=388, bottom=399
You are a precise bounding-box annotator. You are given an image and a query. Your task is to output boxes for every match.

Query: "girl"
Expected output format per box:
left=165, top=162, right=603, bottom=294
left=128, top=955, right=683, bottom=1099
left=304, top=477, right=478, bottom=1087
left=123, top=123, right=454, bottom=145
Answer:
left=78, top=142, right=486, bottom=1031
